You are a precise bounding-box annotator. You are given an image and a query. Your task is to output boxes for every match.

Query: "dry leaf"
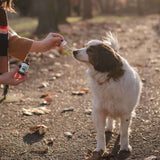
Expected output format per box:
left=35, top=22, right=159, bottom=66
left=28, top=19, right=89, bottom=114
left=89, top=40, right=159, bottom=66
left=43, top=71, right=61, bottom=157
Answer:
left=29, top=125, right=49, bottom=134
left=61, top=108, right=74, bottom=113
left=40, top=92, right=52, bottom=98
left=44, top=138, right=55, bottom=145
left=22, top=107, right=51, bottom=116
left=44, top=97, right=52, bottom=102
left=72, top=88, right=89, bottom=96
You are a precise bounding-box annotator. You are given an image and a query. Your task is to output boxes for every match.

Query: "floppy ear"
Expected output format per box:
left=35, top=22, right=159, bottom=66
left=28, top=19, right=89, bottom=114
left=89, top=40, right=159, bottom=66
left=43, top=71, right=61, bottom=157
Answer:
left=93, top=44, right=121, bottom=72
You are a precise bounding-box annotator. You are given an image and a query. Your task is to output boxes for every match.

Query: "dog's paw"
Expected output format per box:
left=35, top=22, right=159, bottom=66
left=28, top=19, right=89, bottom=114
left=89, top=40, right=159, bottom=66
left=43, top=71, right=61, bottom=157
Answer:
left=105, top=126, right=112, bottom=132
left=85, top=149, right=104, bottom=160
left=120, top=144, right=132, bottom=152
left=94, top=148, right=104, bottom=152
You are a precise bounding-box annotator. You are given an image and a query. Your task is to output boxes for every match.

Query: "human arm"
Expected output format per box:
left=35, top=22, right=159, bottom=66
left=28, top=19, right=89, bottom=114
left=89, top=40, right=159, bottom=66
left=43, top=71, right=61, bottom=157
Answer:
left=9, top=33, right=64, bottom=61
left=29, top=33, right=64, bottom=52
left=0, top=67, right=27, bottom=85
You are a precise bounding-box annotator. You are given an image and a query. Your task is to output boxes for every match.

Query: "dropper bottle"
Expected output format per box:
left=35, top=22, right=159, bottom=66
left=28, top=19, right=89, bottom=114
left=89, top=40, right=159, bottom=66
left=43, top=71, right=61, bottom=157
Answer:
left=18, top=58, right=30, bottom=75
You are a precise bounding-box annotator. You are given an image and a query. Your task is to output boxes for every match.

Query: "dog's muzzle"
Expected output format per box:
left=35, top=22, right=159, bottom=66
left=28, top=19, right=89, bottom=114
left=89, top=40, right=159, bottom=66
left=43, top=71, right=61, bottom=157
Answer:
left=73, top=50, right=78, bottom=57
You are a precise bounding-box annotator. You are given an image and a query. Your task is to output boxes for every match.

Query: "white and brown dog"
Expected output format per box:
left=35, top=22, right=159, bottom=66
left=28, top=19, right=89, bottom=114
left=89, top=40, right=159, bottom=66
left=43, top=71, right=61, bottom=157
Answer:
left=73, top=33, right=142, bottom=152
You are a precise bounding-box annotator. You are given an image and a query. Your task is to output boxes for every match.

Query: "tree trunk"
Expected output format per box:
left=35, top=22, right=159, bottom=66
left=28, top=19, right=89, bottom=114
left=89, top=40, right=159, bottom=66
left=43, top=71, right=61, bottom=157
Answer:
left=35, top=0, right=58, bottom=35
left=82, top=0, right=93, bottom=20
left=56, top=0, right=68, bottom=24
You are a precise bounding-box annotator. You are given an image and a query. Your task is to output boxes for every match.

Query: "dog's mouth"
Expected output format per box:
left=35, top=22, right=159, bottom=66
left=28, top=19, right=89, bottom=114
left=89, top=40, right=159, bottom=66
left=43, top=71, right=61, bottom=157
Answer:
left=73, top=50, right=78, bottom=58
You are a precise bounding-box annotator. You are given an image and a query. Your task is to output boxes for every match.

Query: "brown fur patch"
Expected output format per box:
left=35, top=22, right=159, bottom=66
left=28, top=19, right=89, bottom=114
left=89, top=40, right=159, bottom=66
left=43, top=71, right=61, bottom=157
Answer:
left=87, top=43, right=124, bottom=81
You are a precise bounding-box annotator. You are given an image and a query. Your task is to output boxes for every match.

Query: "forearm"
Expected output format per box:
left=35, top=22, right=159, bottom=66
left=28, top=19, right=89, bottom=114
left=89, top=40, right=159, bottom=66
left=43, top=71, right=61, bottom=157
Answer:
left=29, top=40, right=45, bottom=52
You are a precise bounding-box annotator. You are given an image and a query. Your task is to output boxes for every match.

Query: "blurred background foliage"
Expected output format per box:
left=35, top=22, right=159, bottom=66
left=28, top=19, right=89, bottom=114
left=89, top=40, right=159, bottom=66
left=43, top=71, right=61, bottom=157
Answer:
left=10, top=0, right=160, bottom=35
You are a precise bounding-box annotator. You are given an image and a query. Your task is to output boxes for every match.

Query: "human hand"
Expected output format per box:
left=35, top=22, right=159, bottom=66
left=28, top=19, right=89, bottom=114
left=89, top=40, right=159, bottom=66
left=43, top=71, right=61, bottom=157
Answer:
left=30, top=33, right=64, bottom=52
left=0, top=67, right=27, bottom=86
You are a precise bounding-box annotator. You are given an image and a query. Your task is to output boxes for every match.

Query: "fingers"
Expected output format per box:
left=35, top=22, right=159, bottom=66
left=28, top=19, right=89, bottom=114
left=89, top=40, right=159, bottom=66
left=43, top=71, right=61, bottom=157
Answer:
left=55, top=38, right=62, bottom=47
left=14, top=73, right=28, bottom=85
left=50, top=33, right=64, bottom=40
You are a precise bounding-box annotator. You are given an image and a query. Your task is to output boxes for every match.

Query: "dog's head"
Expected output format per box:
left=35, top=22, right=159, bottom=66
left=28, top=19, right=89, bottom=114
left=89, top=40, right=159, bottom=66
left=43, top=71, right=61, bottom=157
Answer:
left=73, top=40, right=124, bottom=80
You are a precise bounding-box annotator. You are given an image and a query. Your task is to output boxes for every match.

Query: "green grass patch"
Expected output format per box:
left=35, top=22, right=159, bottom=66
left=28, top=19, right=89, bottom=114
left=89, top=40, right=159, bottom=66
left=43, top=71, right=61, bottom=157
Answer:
left=9, top=17, right=38, bottom=36
left=67, top=16, right=82, bottom=23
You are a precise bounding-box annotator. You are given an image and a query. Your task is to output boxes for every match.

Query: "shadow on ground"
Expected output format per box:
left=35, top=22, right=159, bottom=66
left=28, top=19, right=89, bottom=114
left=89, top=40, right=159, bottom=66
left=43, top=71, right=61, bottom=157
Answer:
left=23, top=131, right=45, bottom=145
left=105, top=132, right=131, bottom=160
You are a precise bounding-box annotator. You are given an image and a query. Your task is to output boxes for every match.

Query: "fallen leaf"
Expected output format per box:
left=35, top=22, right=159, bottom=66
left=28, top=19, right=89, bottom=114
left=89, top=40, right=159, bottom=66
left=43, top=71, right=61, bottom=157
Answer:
left=22, top=107, right=51, bottom=116
left=61, top=108, right=74, bottom=113
left=44, top=138, right=55, bottom=145
left=72, top=88, right=89, bottom=96
left=136, top=63, right=143, bottom=67
left=44, top=97, right=52, bottom=102
left=40, top=92, right=52, bottom=98
left=144, top=155, right=157, bottom=160
left=29, top=125, right=49, bottom=134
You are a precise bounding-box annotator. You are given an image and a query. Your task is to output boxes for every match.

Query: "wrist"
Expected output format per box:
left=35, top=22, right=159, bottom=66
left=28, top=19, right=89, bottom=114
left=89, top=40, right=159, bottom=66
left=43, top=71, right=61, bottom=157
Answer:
left=30, top=40, right=43, bottom=52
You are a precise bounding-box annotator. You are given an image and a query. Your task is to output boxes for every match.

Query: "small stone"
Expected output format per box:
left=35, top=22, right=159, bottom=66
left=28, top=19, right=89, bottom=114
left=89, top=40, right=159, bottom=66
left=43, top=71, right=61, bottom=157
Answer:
left=64, top=64, right=70, bottom=68
left=64, top=132, right=72, bottom=138
left=40, top=68, right=48, bottom=72
left=85, top=109, right=92, bottom=115
left=155, top=68, right=160, bottom=72
left=38, top=82, right=49, bottom=88
left=48, top=54, right=55, bottom=59
left=151, top=60, right=157, bottom=64
left=55, top=73, right=62, bottom=78
left=54, top=62, right=61, bottom=66
left=142, top=78, right=146, bottom=83
left=48, top=77, right=57, bottom=81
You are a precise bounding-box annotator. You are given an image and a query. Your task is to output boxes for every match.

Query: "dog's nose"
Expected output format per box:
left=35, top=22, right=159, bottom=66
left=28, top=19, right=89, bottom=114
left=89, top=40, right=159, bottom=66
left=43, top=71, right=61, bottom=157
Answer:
left=73, top=50, right=78, bottom=56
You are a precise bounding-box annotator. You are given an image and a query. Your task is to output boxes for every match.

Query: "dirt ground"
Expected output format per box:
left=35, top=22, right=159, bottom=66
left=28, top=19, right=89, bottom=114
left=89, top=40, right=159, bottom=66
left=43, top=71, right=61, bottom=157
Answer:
left=0, top=15, right=160, bottom=160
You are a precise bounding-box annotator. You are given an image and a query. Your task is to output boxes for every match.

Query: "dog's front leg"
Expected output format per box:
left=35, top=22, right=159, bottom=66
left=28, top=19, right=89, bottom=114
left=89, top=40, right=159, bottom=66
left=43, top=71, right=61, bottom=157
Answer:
left=120, top=115, right=132, bottom=151
left=93, top=108, right=106, bottom=152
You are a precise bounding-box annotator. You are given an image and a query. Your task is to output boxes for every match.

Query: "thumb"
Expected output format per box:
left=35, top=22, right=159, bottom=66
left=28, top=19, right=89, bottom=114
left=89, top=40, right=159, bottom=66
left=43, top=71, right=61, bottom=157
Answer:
left=55, top=38, right=62, bottom=47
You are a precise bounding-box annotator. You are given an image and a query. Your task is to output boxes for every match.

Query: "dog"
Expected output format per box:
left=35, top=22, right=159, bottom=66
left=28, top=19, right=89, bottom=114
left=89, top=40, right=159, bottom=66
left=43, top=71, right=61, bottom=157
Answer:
left=73, top=33, right=142, bottom=153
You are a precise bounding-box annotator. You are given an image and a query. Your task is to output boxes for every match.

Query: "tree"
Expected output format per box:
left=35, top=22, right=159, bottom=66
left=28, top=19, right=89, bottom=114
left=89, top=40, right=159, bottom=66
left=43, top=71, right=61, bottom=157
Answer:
left=56, top=0, right=69, bottom=24
left=82, top=0, right=93, bottom=20
left=33, top=0, right=59, bottom=34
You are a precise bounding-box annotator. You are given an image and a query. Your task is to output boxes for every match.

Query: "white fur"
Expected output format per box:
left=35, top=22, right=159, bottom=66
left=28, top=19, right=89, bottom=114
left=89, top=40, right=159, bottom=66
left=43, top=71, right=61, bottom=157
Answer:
left=74, top=33, right=142, bottom=152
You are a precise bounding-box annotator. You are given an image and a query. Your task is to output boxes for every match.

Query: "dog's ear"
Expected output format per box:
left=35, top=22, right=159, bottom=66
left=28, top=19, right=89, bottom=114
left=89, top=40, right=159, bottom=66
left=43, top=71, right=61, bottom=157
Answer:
left=88, top=44, right=121, bottom=72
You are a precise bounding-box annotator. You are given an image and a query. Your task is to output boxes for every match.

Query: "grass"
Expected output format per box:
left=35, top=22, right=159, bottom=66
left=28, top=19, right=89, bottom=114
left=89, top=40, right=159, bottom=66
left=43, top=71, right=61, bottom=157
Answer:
left=67, top=16, right=82, bottom=23
left=8, top=15, right=136, bottom=37
left=9, top=17, right=38, bottom=37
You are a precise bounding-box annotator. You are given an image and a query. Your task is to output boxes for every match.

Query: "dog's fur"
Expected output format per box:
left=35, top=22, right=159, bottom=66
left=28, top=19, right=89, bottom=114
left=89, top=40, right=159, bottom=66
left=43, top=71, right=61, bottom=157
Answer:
left=73, top=33, right=142, bottom=152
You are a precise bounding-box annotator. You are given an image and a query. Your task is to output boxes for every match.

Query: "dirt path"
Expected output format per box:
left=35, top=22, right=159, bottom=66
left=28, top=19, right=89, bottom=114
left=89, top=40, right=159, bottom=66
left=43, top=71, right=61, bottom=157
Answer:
left=0, top=15, right=160, bottom=160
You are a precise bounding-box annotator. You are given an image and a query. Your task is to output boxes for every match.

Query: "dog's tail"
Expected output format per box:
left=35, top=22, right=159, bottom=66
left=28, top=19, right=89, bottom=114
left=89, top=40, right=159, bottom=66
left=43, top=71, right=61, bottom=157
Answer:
left=103, top=32, right=120, bottom=52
